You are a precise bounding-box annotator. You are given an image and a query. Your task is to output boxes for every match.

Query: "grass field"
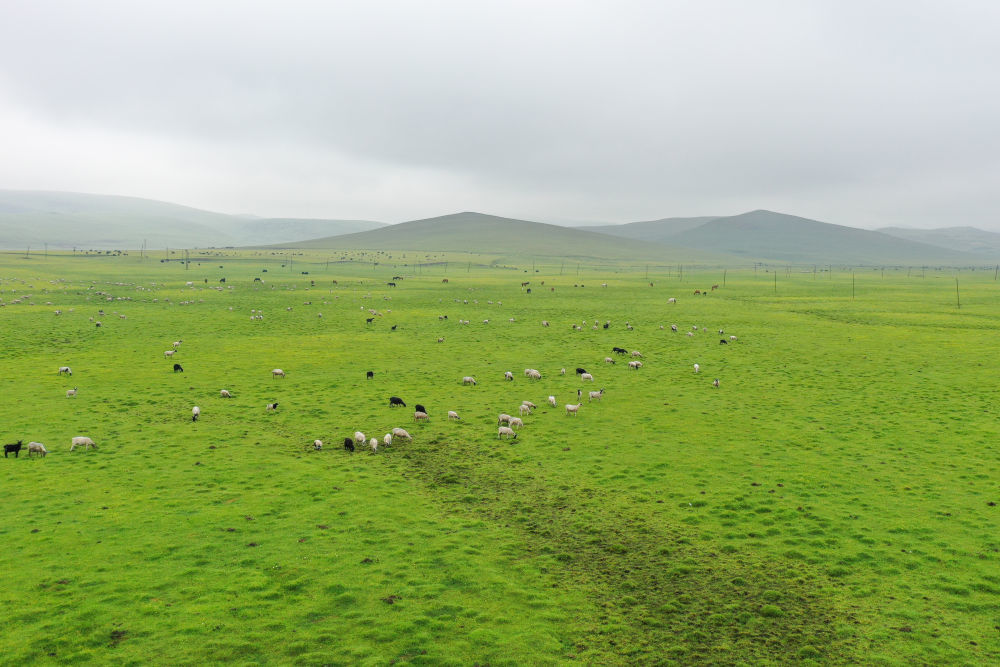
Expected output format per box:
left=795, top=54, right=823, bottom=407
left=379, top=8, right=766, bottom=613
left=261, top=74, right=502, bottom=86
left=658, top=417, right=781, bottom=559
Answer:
left=0, top=251, right=998, bottom=664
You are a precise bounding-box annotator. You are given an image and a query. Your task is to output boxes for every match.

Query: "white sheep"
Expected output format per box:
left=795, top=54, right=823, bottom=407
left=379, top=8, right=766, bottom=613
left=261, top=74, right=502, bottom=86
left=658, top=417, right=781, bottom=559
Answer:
left=522, top=400, right=536, bottom=410
left=694, top=363, right=700, bottom=373
left=542, top=320, right=550, bottom=327
left=668, top=297, right=676, bottom=303
left=313, top=439, right=323, bottom=450
left=220, top=389, right=232, bottom=398
left=497, top=426, right=517, bottom=440
left=173, top=340, right=182, bottom=347
left=28, top=442, right=48, bottom=457
left=525, top=369, right=541, bottom=380
left=509, top=417, right=524, bottom=429
left=70, top=436, right=97, bottom=451
left=354, top=431, right=366, bottom=445
left=631, top=350, right=643, bottom=358
left=448, top=411, right=460, bottom=420
left=192, top=406, right=200, bottom=421
left=565, top=403, right=581, bottom=416
left=271, top=368, right=286, bottom=379
left=266, top=402, right=279, bottom=411
left=391, top=428, right=412, bottom=440
left=66, top=388, right=77, bottom=398
left=730, top=335, right=737, bottom=341
left=369, top=437, right=378, bottom=453
left=580, top=373, right=594, bottom=382
left=58, top=366, right=72, bottom=375
left=164, top=350, right=176, bottom=358
left=628, top=360, right=643, bottom=369
left=498, top=413, right=513, bottom=425
left=414, top=411, right=429, bottom=421
left=462, top=376, right=477, bottom=385
left=504, top=371, right=514, bottom=381
left=588, top=389, right=604, bottom=402
left=604, top=357, right=615, bottom=364
left=518, top=404, right=531, bottom=416
left=548, top=395, right=557, bottom=407
left=437, top=337, right=445, bottom=343
left=383, top=433, right=393, bottom=447
left=713, top=378, right=720, bottom=388
left=686, top=331, right=694, bottom=337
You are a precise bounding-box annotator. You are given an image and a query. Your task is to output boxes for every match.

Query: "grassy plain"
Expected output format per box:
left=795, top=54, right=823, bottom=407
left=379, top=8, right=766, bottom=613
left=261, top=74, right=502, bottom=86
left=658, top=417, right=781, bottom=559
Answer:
left=0, top=250, right=998, bottom=664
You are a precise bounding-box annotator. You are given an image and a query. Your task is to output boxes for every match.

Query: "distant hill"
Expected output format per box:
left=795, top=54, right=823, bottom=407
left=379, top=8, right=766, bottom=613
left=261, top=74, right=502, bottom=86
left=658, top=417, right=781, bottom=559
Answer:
left=591, top=210, right=988, bottom=264
left=877, top=226, right=1000, bottom=256
left=0, top=190, right=384, bottom=249
left=270, top=211, right=728, bottom=261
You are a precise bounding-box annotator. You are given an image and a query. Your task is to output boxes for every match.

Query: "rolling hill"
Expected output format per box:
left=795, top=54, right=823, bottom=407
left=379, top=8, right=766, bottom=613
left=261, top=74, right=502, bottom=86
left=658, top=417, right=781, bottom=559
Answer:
left=877, top=226, right=1000, bottom=257
left=0, top=190, right=384, bottom=249
left=593, top=210, right=989, bottom=264
left=269, top=211, right=729, bottom=262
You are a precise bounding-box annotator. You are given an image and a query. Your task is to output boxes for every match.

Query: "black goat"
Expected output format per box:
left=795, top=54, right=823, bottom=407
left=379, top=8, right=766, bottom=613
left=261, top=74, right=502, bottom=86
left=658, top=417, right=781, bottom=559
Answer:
left=4, top=440, right=23, bottom=458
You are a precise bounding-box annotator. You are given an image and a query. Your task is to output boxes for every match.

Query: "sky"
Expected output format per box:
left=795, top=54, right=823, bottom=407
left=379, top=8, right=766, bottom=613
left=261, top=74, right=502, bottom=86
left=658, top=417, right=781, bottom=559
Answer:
left=1, top=1, right=998, bottom=229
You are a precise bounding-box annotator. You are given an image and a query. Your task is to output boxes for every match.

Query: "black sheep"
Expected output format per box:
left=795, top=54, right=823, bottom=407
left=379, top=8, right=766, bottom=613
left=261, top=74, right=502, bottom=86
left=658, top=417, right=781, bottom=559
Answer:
left=389, top=396, right=406, bottom=407
left=343, top=438, right=355, bottom=452
left=4, top=440, right=23, bottom=458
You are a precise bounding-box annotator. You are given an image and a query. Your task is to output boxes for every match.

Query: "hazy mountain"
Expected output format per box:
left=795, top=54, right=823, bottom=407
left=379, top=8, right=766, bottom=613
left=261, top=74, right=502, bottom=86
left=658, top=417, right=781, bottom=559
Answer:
left=0, top=190, right=384, bottom=249
left=271, top=211, right=728, bottom=261
left=591, top=209, right=988, bottom=264
left=877, top=226, right=1000, bottom=256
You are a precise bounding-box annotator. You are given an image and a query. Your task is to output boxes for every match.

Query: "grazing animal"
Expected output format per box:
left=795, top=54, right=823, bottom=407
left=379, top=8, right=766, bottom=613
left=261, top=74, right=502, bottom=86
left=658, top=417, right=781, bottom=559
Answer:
left=173, top=363, right=184, bottom=372
left=519, top=404, right=531, bottom=416
left=522, top=400, right=536, bottom=409
left=576, top=367, right=587, bottom=375
left=720, top=339, right=728, bottom=345
left=603, top=322, right=610, bottom=329
left=694, top=290, right=701, bottom=295
left=730, top=335, right=737, bottom=341
left=631, top=351, right=643, bottom=358
left=612, top=347, right=627, bottom=355
left=391, top=428, right=412, bottom=440
left=366, top=317, right=375, bottom=324
left=354, top=431, right=366, bottom=445
left=548, top=395, right=557, bottom=407
left=164, top=350, right=175, bottom=358
left=448, top=411, right=460, bottom=420
left=437, top=337, right=445, bottom=343
left=58, top=366, right=72, bottom=375
left=713, top=378, right=720, bottom=388
left=266, top=402, right=279, bottom=411
left=498, top=426, right=517, bottom=440
left=542, top=320, right=550, bottom=327
left=4, top=440, right=23, bottom=458
left=560, top=368, right=566, bottom=375
left=271, top=369, right=285, bottom=379
left=389, top=396, right=406, bottom=407
left=66, top=388, right=78, bottom=398
left=343, top=438, right=355, bottom=452
left=366, top=370, right=374, bottom=379
left=589, top=388, right=604, bottom=402
left=383, top=433, right=393, bottom=447
left=693, top=363, right=700, bottom=373
left=462, top=376, right=477, bottom=385
left=605, top=357, right=615, bottom=364
left=504, top=371, right=514, bottom=381
left=387, top=282, right=396, bottom=288
left=628, top=360, right=643, bottom=369
left=413, top=404, right=427, bottom=415
left=509, top=417, right=524, bottom=429
left=498, top=413, right=513, bottom=425
left=525, top=369, right=541, bottom=380
left=313, top=440, right=323, bottom=450
left=369, top=438, right=378, bottom=453
left=391, top=324, right=397, bottom=330
left=70, top=436, right=97, bottom=451
left=580, top=373, right=594, bottom=382
left=711, top=284, right=719, bottom=291
left=28, top=442, right=48, bottom=457
left=565, top=403, right=581, bottom=416
left=671, top=324, right=678, bottom=331
left=220, top=389, right=232, bottom=398
left=192, top=406, right=200, bottom=421
left=414, top=411, right=429, bottom=421
left=668, top=297, right=676, bottom=303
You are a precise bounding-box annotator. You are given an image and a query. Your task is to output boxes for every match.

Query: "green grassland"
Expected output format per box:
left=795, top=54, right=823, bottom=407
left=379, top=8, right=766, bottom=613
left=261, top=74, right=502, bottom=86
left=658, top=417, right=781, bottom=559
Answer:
left=0, top=251, right=998, bottom=664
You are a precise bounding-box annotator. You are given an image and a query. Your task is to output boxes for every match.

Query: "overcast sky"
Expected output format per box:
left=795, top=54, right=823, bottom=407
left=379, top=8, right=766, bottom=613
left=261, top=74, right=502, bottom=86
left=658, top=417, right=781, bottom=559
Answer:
left=1, top=1, right=998, bottom=228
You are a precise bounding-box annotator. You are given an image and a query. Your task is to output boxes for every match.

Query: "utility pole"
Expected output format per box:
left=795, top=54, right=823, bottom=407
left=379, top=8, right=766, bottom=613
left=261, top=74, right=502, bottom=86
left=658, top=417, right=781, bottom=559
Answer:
left=956, top=278, right=961, bottom=308
left=852, top=272, right=855, bottom=300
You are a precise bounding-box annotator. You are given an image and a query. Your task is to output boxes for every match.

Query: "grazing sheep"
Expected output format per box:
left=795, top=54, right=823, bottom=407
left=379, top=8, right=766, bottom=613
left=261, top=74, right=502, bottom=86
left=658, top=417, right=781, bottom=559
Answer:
left=448, top=411, right=460, bottom=420
left=522, top=400, right=536, bottom=410
left=560, top=368, right=566, bottom=375
left=462, top=376, right=477, bottom=385
left=414, top=411, right=429, bottom=421
left=266, top=402, right=279, bottom=411
left=686, top=332, right=694, bottom=337
left=575, top=367, right=587, bottom=375
left=383, top=433, right=393, bottom=447
left=588, top=388, right=604, bottom=402
left=498, top=413, right=513, bottom=425
left=389, top=396, right=406, bottom=407
left=4, top=440, right=23, bottom=458
left=693, top=363, right=700, bottom=373
left=671, top=324, right=678, bottom=331
left=173, top=341, right=182, bottom=347
left=369, top=438, right=378, bottom=453
left=580, top=372, right=594, bottom=382
left=548, top=395, right=557, bottom=407
left=343, top=438, right=355, bottom=452
left=713, top=378, right=720, bottom=388
left=542, top=320, right=550, bottom=327
left=525, top=369, right=541, bottom=380
left=509, top=417, right=524, bottom=429
left=604, top=357, right=615, bottom=364
left=504, top=371, right=514, bottom=381
left=719, top=339, right=728, bottom=345
left=668, top=297, right=676, bottom=303
left=313, top=439, right=323, bottom=450
left=414, top=404, right=427, bottom=414
left=628, top=360, right=643, bottom=369
left=173, top=363, right=184, bottom=372
left=391, top=428, right=412, bottom=440
left=271, top=368, right=286, bottom=379
left=66, top=388, right=78, bottom=398
left=58, top=366, right=72, bottom=375
left=565, top=403, right=581, bottom=416
left=437, top=337, right=445, bottom=343
left=730, top=335, right=737, bottom=341
left=192, top=406, right=200, bottom=421
left=164, top=350, right=176, bottom=358
left=70, top=436, right=97, bottom=451
left=631, top=351, right=643, bottom=358
left=220, top=389, right=232, bottom=398
left=366, top=370, right=374, bottom=379
left=28, top=442, right=48, bottom=457
left=518, top=404, right=531, bottom=416
left=498, top=426, right=517, bottom=440
left=354, top=431, right=366, bottom=445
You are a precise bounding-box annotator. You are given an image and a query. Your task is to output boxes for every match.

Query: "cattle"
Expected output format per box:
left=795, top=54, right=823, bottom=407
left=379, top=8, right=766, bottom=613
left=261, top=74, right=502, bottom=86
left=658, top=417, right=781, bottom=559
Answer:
left=4, top=441, right=23, bottom=458
left=387, top=282, right=396, bottom=287
left=173, top=363, right=184, bottom=373
left=389, top=396, right=406, bottom=407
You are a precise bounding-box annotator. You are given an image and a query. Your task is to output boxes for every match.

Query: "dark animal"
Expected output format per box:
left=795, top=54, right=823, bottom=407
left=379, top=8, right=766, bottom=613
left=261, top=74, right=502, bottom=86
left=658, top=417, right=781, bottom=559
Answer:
left=711, top=284, right=719, bottom=291
left=343, top=438, right=355, bottom=452
left=720, top=339, right=728, bottom=345
left=366, top=371, right=374, bottom=379
left=414, top=404, right=426, bottom=414
left=441, top=278, right=449, bottom=283
left=4, top=441, right=23, bottom=458
left=173, top=363, right=184, bottom=373
left=391, top=325, right=397, bottom=331
left=603, top=322, right=609, bottom=329
left=389, top=396, right=406, bottom=407
left=521, top=281, right=530, bottom=287
left=366, top=317, right=375, bottom=324
left=387, top=282, right=396, bottom=287
left=254, top=277, right=262, bottom=282
left=219, top=277, right=226, bottom=283
left=575, top=368, right=587, bottom=375
left=526, top=288, right=531, bottom=294
left=393, top=276, right=403, bottom=280
left=649, top=282, right=654, bottom=287
left=612, top=347, right=627, bottom=355
left=694, top=289, right=701, bottom=295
